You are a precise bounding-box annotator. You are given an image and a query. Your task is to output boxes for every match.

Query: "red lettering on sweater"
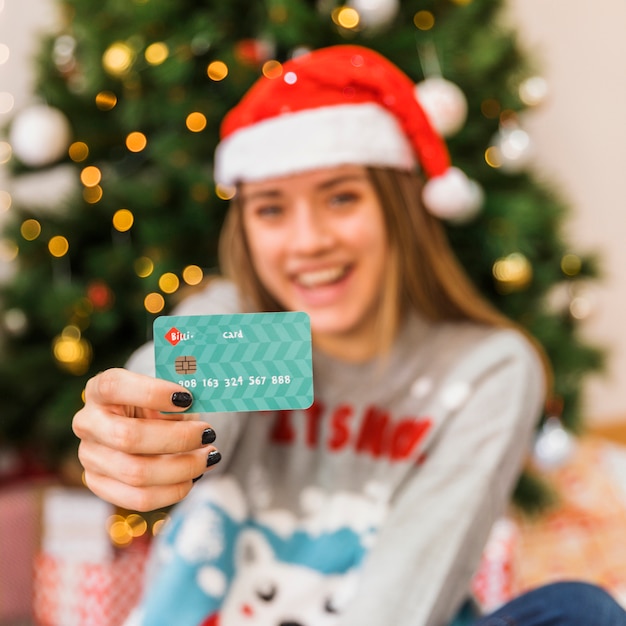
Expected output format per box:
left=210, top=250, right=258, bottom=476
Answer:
left=270, top=403, right=432, bottom=463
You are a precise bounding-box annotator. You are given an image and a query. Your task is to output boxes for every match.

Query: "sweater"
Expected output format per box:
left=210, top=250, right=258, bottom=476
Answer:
left=124, top=279, right=545, bottom=626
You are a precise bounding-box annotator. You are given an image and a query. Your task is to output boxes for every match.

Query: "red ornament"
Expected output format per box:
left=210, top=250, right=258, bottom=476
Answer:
left=234, top=39, right=272, bottom=66
left=87, top=280, right=114, bottom=310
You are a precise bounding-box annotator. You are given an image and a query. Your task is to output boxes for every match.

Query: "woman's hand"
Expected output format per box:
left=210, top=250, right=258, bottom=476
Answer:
left=72, top=368, right=221, bottom=511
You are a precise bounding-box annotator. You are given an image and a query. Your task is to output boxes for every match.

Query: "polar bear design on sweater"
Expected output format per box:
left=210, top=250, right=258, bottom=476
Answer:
left=218, top=528, right=360, bottom=626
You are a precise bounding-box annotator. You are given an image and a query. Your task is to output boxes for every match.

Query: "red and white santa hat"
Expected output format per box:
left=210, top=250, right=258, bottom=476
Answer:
left=214, top=45, right=481, bottom=220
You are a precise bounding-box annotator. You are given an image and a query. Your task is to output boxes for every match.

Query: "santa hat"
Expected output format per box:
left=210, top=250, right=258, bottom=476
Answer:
left=214, top=45, right=481, bottom=219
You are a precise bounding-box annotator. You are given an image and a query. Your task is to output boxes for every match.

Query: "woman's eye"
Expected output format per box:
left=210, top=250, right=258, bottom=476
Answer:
left=329, top=192, right=358, bottom=207
left=255, top=205, right=283, bottom=218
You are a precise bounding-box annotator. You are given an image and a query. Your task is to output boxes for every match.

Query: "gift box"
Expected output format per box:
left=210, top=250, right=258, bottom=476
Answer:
left=32, top=486, right=150, bottom=626
left=33, top=546, right=149, bottom=626
left=471, top=516, right=520, bottom=612
left=0, top=481, right=43, bottom=623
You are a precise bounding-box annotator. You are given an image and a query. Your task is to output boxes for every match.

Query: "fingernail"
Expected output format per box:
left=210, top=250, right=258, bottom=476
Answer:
left=206, top=450, right=222, bottom=468
left=171, top=391, right=192, bottom=408
left=192, top=474, right=203, bottom=483
left=202, top=428, right=216, bottom=445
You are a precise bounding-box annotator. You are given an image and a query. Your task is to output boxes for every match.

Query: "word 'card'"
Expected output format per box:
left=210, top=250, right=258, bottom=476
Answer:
left=153, top=312, right=313, bottom=413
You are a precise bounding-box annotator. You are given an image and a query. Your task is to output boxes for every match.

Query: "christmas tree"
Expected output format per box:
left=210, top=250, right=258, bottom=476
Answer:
left=0, top=0, right=602, bottom=502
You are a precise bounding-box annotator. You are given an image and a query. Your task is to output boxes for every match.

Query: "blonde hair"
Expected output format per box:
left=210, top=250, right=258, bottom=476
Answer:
left=218, top=166, right=551, bottom=391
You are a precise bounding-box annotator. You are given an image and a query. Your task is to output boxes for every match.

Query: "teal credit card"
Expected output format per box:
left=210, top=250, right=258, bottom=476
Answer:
left=153, top=312, right=313, bottom=413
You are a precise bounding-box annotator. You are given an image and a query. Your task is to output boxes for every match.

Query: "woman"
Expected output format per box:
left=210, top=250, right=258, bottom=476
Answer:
left=73, top=45, right=625, bottom=625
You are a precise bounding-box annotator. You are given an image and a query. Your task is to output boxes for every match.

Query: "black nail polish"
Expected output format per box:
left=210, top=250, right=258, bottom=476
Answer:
left=206, top=450, right=222, bottom=467
left=171, top=391, right=192, bottom=408
left=192, top=474, right=203, bottom=483
left=202, top=428, right=217, bottom=445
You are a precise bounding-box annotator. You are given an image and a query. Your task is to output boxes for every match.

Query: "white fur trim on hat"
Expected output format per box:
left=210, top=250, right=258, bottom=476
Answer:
left=214, top=102, right=416, bottom=187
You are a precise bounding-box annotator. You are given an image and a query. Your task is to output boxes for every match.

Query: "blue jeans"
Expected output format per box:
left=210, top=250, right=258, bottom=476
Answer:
left=452, top=581, right=626, bottom=625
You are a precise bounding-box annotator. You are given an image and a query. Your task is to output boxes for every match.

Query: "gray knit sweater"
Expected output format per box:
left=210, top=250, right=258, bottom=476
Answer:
left=125, top=279, right=545, bottom=626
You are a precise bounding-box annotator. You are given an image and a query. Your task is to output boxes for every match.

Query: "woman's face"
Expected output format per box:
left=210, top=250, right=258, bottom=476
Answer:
left=240, top=165, right=389, bottom=360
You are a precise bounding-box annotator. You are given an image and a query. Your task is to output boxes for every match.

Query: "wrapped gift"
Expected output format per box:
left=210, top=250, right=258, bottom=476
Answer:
left=33, top=546, right=149, bottom=626
left=0, top=481, right=43, bottom=623
left=32, top=486, right=150, bottom=626
left=471, top=516, right=520, bottom=612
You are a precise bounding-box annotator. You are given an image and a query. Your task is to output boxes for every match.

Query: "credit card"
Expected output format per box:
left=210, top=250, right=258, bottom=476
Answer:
left=153, top=312, right=313, bottom=413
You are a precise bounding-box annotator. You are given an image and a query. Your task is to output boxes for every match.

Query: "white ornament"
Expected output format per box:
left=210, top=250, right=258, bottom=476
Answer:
left=9, top=104, right=72, bottom=167
left=347, top=0, right=400, bottom=28
left=491, top=124, right=533, bottom=174
left=533, top=416, right=576, bottom=470
left=416, top=77, right=468, bottom=137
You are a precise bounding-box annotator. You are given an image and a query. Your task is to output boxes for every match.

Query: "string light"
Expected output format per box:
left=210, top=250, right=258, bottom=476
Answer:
left=69, top=141, right=89, bottom=162
left=102, top=41, right=135, bottom=77
left=186, top=112, right=207, bottom=132
left=0, top=239, right=18, bottom=262
left=215, top=184, right=236, bottom=200
left=484, top=146, right=502, bottom=168
left=182, top=265, right=203, bottom=286
left=561, top=253, right=582, bottom=277
left=207, top=60, right=228, bottom=81
left=48, top=235, right=69, bottom=258
left=95, top=91, right=118, bottom=111
left=20, top=219, right=41, bottom=241
left=144, top=292, right=165, bottom=313
left=159, top=272, right=180, bottom=294
left=492, top=252, right=532, bottom=293
left=0, top=91, right=14, bottom=114
left=0, top=43, right=9, bottom=65
left=52, top=325, right=93, bottom=375
left=112, top=208, right=134, bottom=232
left=0, top=140, right=11, bottom=164
left=332, top=7, right=360, bottom=29
left=83, top=185, right=103, bottom=204
left=134, top=256, right=154, bottom=278
left=0, top=189, right=11, bottom=213
left=413, top=10, right=435, bottom=30
left=262, top=60, right=282, bottom=79
left=145, top=42, right=169, bottom=65
left=126, top=131, right=147, bottom=152
left=80, top=165, right=102, bottom=187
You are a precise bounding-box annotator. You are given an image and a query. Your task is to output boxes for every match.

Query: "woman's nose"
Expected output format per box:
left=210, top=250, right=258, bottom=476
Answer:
left=287, top=205, right=332, bottom=253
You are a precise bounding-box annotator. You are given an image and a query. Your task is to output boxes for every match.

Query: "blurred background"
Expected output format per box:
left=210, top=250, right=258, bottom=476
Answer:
left=0, top=0, right=625, bottom=624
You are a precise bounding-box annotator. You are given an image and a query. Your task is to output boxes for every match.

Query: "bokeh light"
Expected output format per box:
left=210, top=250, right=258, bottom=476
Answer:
left=159, top=272, right=180, bottom=294
left=69, top=141, right=89, bottom=162
left=134, top=256, right=154, bottom=278
left=413, top=10, right=435, bottom=30
left=186, top=111, right=207, bottom=132
left=48, top=235, right=69, bottom=258
left=182, top=265, right=203, bottom=286
left=126, top=131, right=147, bottom=152
left=262, top=60, right=282, bottom=79
left=144, top=292, right=165, bottom=313
left=207, top=60, right=228, bottom=81
left=145, top=42, right=169, bottom=65
left=112, top=209, right=134, bottom=232
left=80, top=165, right=102, bottom=187
left=20, top=219, right=41, bottom=241
left=95, top=91, right=118, bottom=111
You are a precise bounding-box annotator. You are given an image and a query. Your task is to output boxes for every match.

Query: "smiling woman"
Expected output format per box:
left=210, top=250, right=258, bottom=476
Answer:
left=72, top=45, right=626, bottom=626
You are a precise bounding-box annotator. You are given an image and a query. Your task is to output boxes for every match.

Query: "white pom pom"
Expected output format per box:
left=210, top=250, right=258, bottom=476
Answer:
left=422, top=167, right=483, bottom=221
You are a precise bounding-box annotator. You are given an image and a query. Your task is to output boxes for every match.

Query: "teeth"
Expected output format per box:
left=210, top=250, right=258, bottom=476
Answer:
left=296, top=266, right=346, bottom=287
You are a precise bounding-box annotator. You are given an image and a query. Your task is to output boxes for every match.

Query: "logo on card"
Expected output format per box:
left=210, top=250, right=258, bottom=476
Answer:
left=165, top=327, right=192, bottom=346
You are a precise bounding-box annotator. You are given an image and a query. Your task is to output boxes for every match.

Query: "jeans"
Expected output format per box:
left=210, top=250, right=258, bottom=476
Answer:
left=451, top=581, right=626, bottom=625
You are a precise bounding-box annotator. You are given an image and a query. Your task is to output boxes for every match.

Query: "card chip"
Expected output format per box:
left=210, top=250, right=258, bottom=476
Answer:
left=175, top=355, right=197, bottom=374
